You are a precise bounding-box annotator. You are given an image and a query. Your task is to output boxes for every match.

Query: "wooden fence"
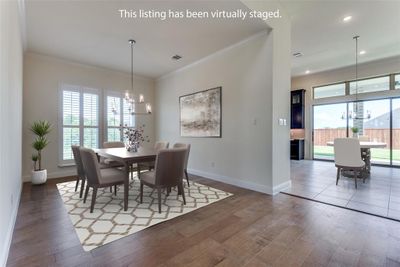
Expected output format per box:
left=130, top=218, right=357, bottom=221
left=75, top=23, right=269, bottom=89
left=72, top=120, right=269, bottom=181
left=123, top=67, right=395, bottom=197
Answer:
left=314, top=128, right=400, bottom=149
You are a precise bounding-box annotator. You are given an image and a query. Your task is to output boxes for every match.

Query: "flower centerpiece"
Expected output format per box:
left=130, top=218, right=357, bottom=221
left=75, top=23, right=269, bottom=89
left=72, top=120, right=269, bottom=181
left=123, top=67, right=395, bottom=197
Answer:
left=124, top=124, right=150, bottom=152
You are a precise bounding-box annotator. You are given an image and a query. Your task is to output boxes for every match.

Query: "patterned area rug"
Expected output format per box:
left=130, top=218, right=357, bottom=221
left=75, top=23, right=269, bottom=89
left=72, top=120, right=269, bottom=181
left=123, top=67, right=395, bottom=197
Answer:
left=56, top=178, right=232, bottom=251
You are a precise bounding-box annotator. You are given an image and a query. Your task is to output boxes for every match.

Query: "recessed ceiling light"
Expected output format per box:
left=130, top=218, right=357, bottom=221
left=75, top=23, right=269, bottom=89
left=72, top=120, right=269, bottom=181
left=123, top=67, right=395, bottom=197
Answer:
left=359, top=50, right=366, bottom=55
left=343, top=16, right=352, bottom=22
left=293, top=52, right=303, bottom=57
left=305, top=70, right=310, bottom=74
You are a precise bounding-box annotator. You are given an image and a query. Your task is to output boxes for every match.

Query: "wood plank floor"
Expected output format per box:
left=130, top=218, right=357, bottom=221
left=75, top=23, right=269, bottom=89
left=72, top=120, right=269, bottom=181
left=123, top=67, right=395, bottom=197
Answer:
left=7, top=174, right=400, bottom=267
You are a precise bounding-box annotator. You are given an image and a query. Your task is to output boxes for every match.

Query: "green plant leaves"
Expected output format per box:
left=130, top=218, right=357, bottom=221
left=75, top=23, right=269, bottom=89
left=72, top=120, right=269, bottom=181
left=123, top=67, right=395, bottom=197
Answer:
left=30, top=120, right=52, bottom=137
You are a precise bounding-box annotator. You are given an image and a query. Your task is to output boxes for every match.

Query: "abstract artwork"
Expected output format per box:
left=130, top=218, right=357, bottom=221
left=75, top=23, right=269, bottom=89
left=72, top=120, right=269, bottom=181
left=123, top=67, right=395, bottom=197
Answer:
left=179, top=87, right=221, bottom=137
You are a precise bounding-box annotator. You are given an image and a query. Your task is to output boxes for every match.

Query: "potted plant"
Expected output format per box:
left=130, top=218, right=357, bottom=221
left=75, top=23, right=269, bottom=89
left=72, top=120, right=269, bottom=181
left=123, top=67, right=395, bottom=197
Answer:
left=351, top=127, right=359, bottom=138
left=31, top=120, right=52, bottom=185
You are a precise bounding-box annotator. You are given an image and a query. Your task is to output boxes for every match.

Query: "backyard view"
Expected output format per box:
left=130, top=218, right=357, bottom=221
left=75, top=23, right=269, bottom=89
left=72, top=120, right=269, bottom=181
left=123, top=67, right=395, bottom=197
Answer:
left=313, top=98, right=400, bottom=166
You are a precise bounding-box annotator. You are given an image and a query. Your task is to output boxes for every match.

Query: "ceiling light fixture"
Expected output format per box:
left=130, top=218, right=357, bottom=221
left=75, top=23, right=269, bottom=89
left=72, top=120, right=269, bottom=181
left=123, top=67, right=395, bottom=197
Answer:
left=305, top=70, right=310, bottom=74
left=359, top=50, right=366, bottom=55
left=343, top=16, right=352, bottom=22
left=122, top=39, right=152, bottom=116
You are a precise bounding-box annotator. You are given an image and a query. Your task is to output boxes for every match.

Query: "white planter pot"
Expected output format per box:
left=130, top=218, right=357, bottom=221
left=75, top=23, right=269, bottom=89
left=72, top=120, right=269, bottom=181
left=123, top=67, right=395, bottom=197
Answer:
left=31, top=169, right=47, bottom=185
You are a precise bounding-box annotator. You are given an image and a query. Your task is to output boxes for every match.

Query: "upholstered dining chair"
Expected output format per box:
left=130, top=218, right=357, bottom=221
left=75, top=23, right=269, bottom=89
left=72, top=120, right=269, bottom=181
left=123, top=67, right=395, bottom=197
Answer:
left=71, top=145, right=86, bottom=198
left=334, top=138, right=366, bottom=189
left=139, top=148, right=187, bottom=213
left=79, top=147, right=125, bottom=213
left=172, top=143, right=191, bottom=187
left=138, top=141, right=169, bottom=172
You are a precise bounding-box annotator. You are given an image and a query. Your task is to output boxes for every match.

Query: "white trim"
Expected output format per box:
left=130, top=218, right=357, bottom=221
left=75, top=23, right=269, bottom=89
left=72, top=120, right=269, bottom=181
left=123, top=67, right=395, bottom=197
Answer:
left=272, top=180, right=292, bottom=195
left=16, top=0, right=27, bottom=51
left=188, top=168, right=290, bottom=195
left=1, top=182, right=22, bottom=267
left=157, top=30, right=270, bottom=81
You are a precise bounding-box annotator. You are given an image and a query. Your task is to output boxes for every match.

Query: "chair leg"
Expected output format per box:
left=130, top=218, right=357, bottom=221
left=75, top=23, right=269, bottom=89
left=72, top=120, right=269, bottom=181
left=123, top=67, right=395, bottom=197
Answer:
left=79, top=178, right=86, bottom=198
left=137, top=165, right=141, bottom=180
left=185, top=170, right=190, bottom=187
left=336, top=167, right=340, bottom=185
left=109, top=186, right=112, bottom=193
left=90, top=187, right=98, bottom=213
left=75, top=176, right=80, bottom=192
left=83, top=184, right=90, bottom=203
left=114, top=185, right=117, bottom=196
left=140, top=183, right=144, bottom=203
left=354, top=171, right=358, bottom=189
left=157, top=188, right=162, bottom=213
left=179, top=183, right=186, bottom=205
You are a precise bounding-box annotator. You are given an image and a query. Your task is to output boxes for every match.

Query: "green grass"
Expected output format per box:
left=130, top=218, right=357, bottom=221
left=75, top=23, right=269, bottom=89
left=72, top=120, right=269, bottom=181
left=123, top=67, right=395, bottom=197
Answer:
left=313, top=145, right=400, bottom=163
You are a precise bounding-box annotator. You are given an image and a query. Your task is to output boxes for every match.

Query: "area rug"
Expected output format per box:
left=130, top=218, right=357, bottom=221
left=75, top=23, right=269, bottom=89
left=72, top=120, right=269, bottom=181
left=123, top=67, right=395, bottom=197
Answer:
left=56, top=178, right=232, bottom=251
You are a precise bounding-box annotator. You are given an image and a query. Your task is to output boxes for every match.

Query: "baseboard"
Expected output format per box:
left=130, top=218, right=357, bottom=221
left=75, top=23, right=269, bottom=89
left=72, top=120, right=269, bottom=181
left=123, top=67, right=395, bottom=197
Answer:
left=272, top=180, right=292, bottom=195
left=22, top=169, right=76, bottom=182
left=1, top=181, right=22, bottom=267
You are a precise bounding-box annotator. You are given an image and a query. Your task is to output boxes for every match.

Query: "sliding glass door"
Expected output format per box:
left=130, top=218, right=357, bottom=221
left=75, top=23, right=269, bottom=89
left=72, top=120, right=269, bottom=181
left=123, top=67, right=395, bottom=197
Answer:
left=393, top=99, right=400, bottom=166
left=313, top=103, right=347, bottom=160
left=313, top=98, right=399, bottom=166
left=349, top=99, right=391, bottom=165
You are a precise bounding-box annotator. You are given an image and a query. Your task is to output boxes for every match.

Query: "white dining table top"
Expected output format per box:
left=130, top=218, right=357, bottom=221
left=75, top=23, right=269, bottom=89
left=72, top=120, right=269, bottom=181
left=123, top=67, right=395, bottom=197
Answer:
left=327, top=141, right=387, bottom=148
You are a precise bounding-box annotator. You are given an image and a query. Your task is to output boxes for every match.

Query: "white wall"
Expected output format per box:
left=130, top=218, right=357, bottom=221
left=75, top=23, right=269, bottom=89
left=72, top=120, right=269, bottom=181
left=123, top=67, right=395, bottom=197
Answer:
left=0, top=0, right=24, bottom=265
left=292, top=56, right=400, bottom=159
left=155, top=25, right=291, bottom=194
left=23, top=53, right=155, bottom=180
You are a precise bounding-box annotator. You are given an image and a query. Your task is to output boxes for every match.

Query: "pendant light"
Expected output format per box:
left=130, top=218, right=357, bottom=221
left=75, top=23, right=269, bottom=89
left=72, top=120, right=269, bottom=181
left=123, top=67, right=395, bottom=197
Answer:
left=124, top=39, right=152, bottom=115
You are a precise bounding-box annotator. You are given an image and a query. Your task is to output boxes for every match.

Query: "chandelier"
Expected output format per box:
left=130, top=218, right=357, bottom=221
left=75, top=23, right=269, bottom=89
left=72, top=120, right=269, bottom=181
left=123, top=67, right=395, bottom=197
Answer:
left=341, top=35, right=371, bottom=120
left=123, top=39, right=152, bottom=115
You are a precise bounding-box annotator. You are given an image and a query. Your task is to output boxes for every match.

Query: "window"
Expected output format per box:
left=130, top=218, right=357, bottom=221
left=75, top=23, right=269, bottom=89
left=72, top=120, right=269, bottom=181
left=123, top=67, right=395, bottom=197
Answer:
left=350, top=76, right=389, bottom=94
left=313, top=83, right=345, bottom=99
left=60, top=84, right=99, bottom=164
left=105, top=92, right=135, bottom=142
left=395, top=74, right=400, bottom=90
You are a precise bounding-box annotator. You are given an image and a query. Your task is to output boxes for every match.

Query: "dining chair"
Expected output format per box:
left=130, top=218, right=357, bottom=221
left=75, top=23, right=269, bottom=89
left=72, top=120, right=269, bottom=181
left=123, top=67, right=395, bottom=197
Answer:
left=138, top=141, right=169, bottom=172
left=71, top=145, right=86, bottom=198
left=334, top=138, right=366, bottom=189
left=139, top=148, right=187, bottom=213
left=79, top=147, right=125, bottom=213
left=172, top=143, right=191, bottom=187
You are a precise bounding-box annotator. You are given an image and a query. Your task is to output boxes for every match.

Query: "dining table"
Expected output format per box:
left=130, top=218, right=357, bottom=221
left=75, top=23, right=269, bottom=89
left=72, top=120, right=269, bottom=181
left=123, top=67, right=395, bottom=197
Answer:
left=327, top=140, right=386, bottom=177
left=94, top=147, right=156, bottom=211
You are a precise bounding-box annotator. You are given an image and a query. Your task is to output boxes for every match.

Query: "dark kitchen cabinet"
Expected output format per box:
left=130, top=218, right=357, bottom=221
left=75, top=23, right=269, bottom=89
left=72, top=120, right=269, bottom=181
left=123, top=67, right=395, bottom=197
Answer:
left=291, top=139, right=304, bottom=160
left=291, top=89, right=305, bottom=129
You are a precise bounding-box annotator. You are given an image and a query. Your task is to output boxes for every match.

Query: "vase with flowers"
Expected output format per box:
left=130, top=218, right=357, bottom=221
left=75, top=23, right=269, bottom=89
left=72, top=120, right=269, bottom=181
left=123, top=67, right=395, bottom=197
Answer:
left=124, top=124, right=150, bottom=152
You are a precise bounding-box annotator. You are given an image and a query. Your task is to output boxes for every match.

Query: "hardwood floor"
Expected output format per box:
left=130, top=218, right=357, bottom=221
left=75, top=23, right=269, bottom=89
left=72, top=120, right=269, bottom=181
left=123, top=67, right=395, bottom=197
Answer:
left=7, top=174, right=400, bottom=267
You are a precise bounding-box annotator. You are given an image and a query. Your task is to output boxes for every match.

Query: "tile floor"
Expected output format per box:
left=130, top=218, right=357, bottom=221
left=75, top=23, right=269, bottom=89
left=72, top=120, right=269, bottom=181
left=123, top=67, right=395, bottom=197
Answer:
left=283, top=160, right=400, bottom=220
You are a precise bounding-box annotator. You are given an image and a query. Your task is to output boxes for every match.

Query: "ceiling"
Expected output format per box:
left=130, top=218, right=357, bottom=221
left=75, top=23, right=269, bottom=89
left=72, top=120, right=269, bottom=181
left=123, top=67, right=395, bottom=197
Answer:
left=25, top=0, right=268, bottom=78
left=281, top=0, right=400, bottom=77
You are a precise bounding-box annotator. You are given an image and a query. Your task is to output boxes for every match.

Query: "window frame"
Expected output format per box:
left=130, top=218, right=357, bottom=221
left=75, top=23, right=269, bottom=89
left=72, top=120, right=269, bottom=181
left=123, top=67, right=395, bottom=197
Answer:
left=104, top=90, right=135, bottom=143
left=312, top=73, right=398, bottom=100
left=313, top=82, right=346, bottom=99
left=58, top=83, right=101, bottom=166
